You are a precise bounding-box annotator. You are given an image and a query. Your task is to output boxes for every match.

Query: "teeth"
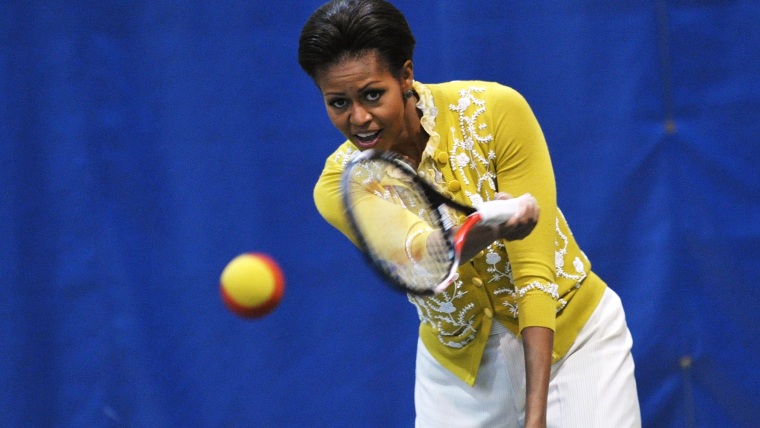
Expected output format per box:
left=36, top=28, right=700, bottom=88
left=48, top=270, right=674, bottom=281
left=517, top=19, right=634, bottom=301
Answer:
left=357, top=131, right=378, bottom=139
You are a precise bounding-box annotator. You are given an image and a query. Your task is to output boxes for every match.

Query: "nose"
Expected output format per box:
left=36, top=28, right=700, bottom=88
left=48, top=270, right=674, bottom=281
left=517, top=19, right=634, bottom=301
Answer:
left=349, top=103, right=371, bottom=127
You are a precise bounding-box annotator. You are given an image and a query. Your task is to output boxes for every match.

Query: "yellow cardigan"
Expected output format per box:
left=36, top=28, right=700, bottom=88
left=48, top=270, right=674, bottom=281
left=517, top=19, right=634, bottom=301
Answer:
left=314, top=80, right=606, bottom=386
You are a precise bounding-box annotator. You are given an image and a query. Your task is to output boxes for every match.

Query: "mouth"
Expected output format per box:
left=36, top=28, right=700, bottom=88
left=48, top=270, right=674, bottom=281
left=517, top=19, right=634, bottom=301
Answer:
left=353, top=130, right=382, bottom=149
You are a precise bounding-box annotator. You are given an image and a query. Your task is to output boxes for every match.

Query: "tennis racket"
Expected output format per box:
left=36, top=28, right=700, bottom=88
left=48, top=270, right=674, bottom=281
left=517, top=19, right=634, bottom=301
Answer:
left=342, top=149, right=520, bottom=295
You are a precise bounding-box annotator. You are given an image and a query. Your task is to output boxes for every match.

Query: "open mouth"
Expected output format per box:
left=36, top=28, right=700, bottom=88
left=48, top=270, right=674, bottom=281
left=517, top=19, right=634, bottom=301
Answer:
left=354, top=130, right=382, bottom=149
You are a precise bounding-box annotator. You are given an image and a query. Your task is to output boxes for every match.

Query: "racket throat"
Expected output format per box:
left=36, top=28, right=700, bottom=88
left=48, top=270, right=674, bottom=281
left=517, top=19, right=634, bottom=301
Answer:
left=434, top=272, right=459, bottom=294
left=431, top=214, right=481, bottom=294
left=437, top=205, right=456, bottom=231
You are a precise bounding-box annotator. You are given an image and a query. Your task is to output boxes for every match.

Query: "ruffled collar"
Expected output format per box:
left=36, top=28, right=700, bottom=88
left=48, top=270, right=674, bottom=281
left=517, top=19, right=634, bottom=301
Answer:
left=412, top=81, right=441, bottom=161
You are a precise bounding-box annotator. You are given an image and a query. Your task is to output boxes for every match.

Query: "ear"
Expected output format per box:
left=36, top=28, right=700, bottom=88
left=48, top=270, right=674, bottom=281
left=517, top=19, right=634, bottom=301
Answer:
left=400, top=60, right=414, bottom=90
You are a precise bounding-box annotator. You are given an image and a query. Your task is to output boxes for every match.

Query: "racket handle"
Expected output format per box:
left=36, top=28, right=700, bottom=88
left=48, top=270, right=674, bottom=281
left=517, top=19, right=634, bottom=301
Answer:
left=476, top=198, right=520, bottom=225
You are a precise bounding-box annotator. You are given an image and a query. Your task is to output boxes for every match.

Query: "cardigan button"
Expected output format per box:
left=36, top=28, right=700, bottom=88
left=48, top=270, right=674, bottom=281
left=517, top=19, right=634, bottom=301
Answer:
left=472, top=277, right=483, bottom=287
left=448, top=180, right=461, bottom=192
left=436, top=152, right=449, bottom=164
left=484, top=308, right=493, bottom=318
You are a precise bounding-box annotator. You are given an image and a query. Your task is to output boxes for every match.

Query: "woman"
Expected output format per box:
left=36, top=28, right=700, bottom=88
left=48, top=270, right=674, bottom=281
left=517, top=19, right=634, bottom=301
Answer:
left=298, top=1, right=641, bottom=427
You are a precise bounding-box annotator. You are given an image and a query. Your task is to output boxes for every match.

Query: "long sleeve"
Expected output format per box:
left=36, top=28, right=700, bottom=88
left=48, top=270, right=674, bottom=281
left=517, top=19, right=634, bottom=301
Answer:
left=491, top=85, right=559, bottom=333
left=313, top=144, right=360, bottom=246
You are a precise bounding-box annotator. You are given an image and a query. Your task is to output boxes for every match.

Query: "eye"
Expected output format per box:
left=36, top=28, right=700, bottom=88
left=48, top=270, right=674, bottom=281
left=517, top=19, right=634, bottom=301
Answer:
left=365, top=90, right=383, bottom=102
left=328, top=98, right=348, bottom=109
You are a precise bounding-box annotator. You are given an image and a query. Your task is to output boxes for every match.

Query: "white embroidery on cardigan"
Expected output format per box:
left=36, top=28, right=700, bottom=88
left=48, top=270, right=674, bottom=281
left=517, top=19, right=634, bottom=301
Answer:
left=408, top=280, right=477, bottom=349
left=448, top=87, right=496, bottom=195
left=555, top=209, right=587, bottom=288
left=335, top=146, right=358, bottom=168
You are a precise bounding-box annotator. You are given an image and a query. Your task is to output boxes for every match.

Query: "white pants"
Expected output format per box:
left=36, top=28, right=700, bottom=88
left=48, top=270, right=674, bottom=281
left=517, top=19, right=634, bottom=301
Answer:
left=415, top=288, right=641, bottom=428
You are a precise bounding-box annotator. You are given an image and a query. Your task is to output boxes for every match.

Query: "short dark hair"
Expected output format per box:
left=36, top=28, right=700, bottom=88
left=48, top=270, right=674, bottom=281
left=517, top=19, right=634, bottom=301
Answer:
left=298, top=0, right=416, bottom=80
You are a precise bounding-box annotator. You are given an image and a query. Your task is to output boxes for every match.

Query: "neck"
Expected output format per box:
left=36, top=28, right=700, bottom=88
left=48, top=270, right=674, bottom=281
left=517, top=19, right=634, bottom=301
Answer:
left=395, top=95, right=428, bottom=169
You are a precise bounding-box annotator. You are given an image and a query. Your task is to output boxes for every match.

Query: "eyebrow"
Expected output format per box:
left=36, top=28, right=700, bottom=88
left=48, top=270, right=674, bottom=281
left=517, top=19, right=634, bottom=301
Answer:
left=323, top=81, right=383, bottom=97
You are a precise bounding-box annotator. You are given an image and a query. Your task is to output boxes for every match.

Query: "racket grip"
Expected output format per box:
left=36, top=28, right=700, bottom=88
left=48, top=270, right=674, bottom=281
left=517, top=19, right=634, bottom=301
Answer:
left=476, top=198, right=519, bottom=225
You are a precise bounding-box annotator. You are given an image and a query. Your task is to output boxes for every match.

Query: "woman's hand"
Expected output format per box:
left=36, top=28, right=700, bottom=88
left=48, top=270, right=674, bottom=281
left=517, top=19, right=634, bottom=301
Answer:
left=458, top=192, right=539, bottom=262
left=491, top=192, right=539, bottom=241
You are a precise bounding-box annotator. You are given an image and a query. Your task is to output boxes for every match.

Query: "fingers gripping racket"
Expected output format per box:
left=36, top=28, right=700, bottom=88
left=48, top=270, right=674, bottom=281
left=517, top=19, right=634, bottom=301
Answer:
left=341, top=149, right=518, bottom=295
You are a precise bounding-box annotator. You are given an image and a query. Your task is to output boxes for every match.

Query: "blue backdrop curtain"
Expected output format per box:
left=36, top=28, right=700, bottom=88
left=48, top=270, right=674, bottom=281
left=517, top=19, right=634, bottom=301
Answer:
left=2, top=1, right=759, bottom=426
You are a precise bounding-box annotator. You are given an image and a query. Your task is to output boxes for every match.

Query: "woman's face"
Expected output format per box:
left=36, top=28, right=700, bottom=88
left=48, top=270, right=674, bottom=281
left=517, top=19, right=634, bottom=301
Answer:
left=315, top=50, right=415, bottom=153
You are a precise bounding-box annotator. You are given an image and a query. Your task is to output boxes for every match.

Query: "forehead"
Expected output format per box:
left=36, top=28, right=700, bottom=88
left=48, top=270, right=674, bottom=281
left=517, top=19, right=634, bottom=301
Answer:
left=315, top=51, right=396, bottom=94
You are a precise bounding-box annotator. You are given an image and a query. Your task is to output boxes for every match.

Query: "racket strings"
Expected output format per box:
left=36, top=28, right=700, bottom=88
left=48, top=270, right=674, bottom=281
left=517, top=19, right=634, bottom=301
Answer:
left=344, top=158, right=455, bottom=294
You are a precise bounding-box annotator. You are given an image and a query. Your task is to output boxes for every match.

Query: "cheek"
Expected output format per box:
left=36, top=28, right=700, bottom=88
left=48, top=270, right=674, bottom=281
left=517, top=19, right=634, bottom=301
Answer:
left=325, top=110, right=347, bottom=132
left=381, top=105, right=405, bottom=134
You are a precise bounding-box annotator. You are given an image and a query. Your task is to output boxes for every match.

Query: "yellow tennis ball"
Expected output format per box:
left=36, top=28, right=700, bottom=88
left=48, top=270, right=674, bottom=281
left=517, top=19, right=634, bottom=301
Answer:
left=219, top=253, right=285, bottom=318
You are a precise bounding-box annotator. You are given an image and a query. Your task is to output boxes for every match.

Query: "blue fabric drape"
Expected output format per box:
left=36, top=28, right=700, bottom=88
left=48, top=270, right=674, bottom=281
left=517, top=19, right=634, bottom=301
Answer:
left=2, top=1, right=759, bottom=426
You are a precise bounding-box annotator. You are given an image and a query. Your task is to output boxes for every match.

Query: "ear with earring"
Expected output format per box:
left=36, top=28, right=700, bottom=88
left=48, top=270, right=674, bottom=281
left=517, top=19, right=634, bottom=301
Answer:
left=404, top=89, right=415, bottom=99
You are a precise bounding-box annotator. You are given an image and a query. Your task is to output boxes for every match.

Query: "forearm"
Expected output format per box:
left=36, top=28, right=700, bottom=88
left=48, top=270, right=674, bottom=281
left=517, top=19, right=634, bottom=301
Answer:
left=523, top=326, right=554, bottom=428
left=459, top=223, right=500, bottom=262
